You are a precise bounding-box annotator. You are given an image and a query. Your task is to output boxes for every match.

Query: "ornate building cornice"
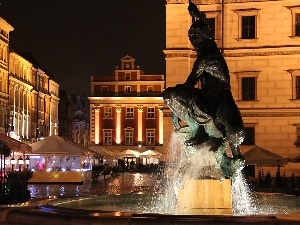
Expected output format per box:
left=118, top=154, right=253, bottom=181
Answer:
left=165, top=50, right=300, bottom=58
left=240, top=108, right=300, bottom=117
left=166, top=0, right=276, bottom=4
left=225, top=50, right=300, bottom=57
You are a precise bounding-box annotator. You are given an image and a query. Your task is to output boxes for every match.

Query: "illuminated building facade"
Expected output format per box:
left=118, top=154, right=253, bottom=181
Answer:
left=0, top=18, right=13, bottom=135
left=8, top=51, right=59, bottom=142
left=164, top=0, right=300, bottom=175
left=89, top=55, right=165, bottom=155
left=0, top=18, right=59, bottom=142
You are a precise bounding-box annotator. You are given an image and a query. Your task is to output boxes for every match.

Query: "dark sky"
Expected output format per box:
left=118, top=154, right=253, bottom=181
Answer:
left=0, top=0, right=166, bottom=95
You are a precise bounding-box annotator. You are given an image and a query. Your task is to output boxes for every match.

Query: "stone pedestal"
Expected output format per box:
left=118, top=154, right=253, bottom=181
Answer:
left=177, top=179, right=232, bottom=215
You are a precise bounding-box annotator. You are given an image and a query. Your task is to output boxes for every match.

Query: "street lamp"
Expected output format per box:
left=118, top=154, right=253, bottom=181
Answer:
left=10, top=158, right=16, bottom=171
left=18, top=156, right=23, bottom=171
left=25, top=156, right=30, bottom=169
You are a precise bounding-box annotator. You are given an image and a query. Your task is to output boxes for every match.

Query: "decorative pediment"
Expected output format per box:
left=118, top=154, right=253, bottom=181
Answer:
left=121, top=55, right=135, bottom=62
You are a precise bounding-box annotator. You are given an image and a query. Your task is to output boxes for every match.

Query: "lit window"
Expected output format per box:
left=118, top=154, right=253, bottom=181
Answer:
left=146, top=129, right=155, bottom=145
left=104, top=107, right=112, bottom=118
left=126, top=107, right=134, bottom=118
left=296, top=14, right=300, bottom=36
left=234, top=9, right=260, bottom=40
left=206, top=17, right=216, bottom=39
left=103, top=130, right=112, bottom=145
left=296, top=76, right=300, bottom=99
left=241, top=127, right=255, bottom=145
left=125, top=129, right=133, bottom=145
left=125, top=73, right=131, bottom=80
left=101, top=86, right=108, bottom=94
left=287, top=6, right=300, bottom=37
left=147, top=107, right=155, bottom=118
left=295, top=126, right=300, bottom=146
left=147, top=86, right=154, bottom=93
left=242, top=77, right=255, bottom=101
left=241, top=16, right=256, bottom=39
left=286, top=69, right=300, bottom=100
left=125, top=86, right=131, bottom=93
left=235, top=71, right=259, bottom=101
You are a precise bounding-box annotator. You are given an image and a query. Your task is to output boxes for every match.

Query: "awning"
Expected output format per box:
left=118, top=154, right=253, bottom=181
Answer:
left=139, top=150, right=163, bottom=158
left=244, top=146, right=288, bottom=165
left=0, top=133, right=32, bottom=153
left=30, top=135, right=101, bottom=156
left=118, top=149, right=140, bottom=158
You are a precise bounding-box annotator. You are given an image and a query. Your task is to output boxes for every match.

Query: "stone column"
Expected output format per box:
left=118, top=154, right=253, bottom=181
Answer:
left=116, top=105, right=121, bottom=144
left=137, top=105, right=143, bottom=143
left=158, top=105, right=163, bottom=145
left=94, top=108, right=100, bottom=144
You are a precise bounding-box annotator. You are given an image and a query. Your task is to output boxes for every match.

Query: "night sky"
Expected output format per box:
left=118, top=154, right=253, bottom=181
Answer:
left=0, top=0, right=166, bottom=95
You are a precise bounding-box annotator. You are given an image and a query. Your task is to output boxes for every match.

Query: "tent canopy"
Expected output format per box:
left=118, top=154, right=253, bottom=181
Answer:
left=118, top=149, right=140, bottom=158
left=139, top=150, right=162, bottom=158
left=244, top=146, right=288, bottom=165
left=0, top=133, right=31, bottom=153
left=30, top=135, right=100, bottom=155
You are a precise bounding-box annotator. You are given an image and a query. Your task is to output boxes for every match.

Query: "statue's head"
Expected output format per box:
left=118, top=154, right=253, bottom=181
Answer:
left=188, top=20, right=210, bottom=48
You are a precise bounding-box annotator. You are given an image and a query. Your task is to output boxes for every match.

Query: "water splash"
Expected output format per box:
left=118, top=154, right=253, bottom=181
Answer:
left=148, top=131, right=256, bottom=215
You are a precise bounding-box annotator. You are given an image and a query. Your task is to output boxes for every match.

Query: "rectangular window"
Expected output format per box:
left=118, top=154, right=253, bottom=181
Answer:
left=242, top=77, right=255, bottom=101
left=296, top=13, right=300, bottom=36
left=125, top=73, right=131, bottom=80
left=125, top=86, right=131, bottom=93
left=147, top=107, right=155, bottom=118
left=147, top=86, right=154, bottom=93
left=241, top=16, right=256, bottom=39
left=146, top=129, right=155, bottom=145
left=125, top=130, right=133, bottom=145
left=296, top=76, right=300, bottom=99
left=104, top=107, right=112, bottom=118
left=241, top=127, right=255, bottom=145
left=126, top=107, right=134, bottom=118
left=101, top=86, right=108, bottom=94
left=207, top=17, right=215, bottom=39
left=103, top=130, right=112, bottom=145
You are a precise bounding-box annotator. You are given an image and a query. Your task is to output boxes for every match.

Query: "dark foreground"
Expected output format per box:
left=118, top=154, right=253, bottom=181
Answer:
left=0, top=173, right=300, bottom=224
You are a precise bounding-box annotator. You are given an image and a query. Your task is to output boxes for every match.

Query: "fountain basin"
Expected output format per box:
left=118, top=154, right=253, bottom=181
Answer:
left=0, top=197, right=299, bottom=225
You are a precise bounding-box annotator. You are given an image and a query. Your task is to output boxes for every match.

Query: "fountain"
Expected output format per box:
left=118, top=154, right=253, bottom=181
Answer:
left=1, top=1, right=300, bottom=224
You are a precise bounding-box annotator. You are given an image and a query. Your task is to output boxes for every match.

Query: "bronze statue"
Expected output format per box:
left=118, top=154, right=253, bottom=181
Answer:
left=162, top=0, right=245, bottom=178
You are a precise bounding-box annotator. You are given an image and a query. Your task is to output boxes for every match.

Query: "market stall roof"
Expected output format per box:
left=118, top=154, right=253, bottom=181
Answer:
left=30, top=135, right=101, bottom=156
left=139, top=150, right=163, bottom=158
left=244, top=146, right=288, bottom=165
left=89, top=146, right=115, bottom=159
left=118, top=149, right=140, bottom=158
left=0, top=133, right=31, bottom=153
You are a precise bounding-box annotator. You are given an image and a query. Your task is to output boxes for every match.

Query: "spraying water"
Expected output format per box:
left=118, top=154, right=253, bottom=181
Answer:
left=147, top=131, right=256, bottom=215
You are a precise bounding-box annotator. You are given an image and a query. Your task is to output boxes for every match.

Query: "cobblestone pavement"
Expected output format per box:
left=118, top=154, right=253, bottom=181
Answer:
left=28, top=172, right=160, bottom=198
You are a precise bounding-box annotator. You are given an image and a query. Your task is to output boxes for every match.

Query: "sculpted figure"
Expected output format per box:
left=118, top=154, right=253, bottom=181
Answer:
left=162, top=0, right=245, bottom=177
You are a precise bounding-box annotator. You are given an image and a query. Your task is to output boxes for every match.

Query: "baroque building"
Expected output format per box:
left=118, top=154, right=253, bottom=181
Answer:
left=89, top=55, right=165, bottom=156
left=0, top=18, right=13, bottom=134
left=0, top=17, right=59, bottom=143
left=164, top=0, right=300, bottom=176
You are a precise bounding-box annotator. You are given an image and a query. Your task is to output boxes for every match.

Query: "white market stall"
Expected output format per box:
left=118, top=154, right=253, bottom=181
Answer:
left=29, top=135, right=101, bottom=183
left=139, top=150, right=162, bottom=165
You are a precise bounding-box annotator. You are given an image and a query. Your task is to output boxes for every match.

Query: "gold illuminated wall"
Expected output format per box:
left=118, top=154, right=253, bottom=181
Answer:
left=165, top=0, right=300, bottom=177
left=0, top=18, right=13, bottom=134
left=0, top=17, right=60, bottom=142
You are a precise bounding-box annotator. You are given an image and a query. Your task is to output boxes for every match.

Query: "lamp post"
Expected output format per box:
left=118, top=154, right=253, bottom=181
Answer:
left=10, top=158, right=15, bottom=171
left=25, top=156, right=30, bottom=169
left=18, top=156, right=23, bottom=171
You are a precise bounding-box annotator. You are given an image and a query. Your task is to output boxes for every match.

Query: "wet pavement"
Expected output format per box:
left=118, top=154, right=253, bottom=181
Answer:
left=28, top=172, right=160, bottom=198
